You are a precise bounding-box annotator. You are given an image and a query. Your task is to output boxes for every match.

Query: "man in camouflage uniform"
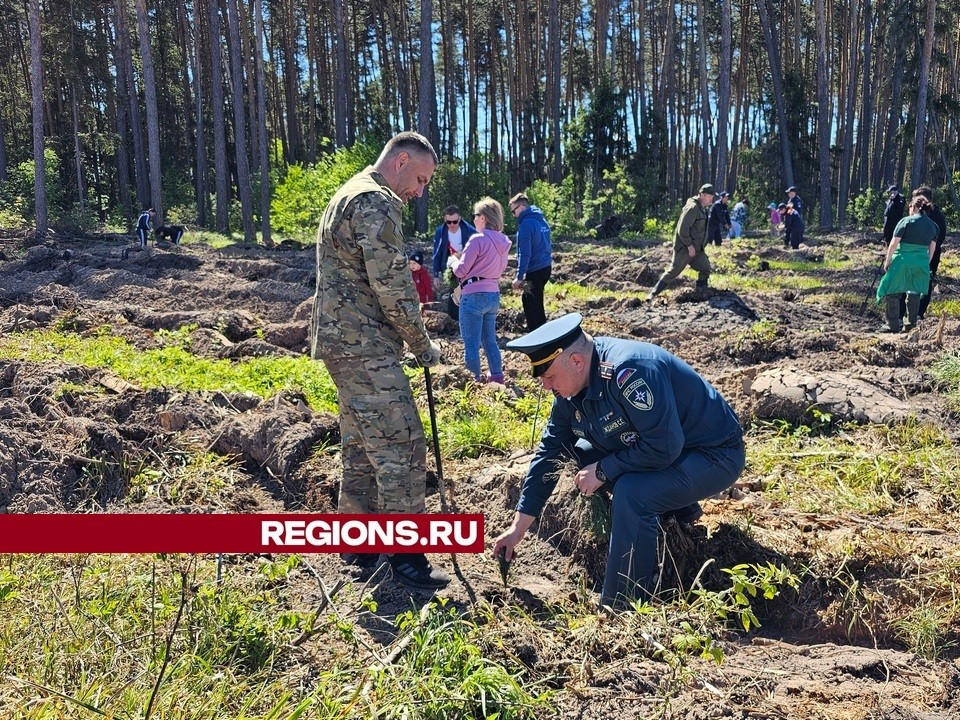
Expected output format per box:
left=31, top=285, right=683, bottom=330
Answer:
left=648, top=184, right=716, bottom=298
left=312, top=131, right=448, bottom=590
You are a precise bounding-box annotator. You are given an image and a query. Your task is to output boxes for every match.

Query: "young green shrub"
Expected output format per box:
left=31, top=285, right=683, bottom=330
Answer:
left=847, top=188, right=883, bottom=229
left=271, top=143, right=379, bottom=240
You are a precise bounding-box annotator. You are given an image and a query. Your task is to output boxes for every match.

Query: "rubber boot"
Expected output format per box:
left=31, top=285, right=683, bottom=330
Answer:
left=695, top=277, right=709, bottom=290
left=904, top=293, right=920, bottom=331
left=883, top=295, right=903, bottom=333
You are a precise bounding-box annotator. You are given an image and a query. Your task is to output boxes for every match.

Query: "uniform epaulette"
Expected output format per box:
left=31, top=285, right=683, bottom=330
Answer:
left=599, top=361, right=614, bottom=380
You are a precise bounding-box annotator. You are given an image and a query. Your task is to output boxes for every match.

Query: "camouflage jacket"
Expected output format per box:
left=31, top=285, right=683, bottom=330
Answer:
left=672, top=196, right=710, bottom=251
left=311, top=167, right=431, bottom=360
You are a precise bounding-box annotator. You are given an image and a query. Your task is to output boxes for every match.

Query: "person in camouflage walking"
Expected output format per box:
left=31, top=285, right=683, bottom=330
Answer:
left=648, top=184, right=716, bottom=298
left=312, top=132, right=449, bottom=590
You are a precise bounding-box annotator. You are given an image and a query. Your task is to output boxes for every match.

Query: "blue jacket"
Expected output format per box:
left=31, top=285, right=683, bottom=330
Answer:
left=515, top=205, right=552, bottom=281
left=517, top=337, right=742, bottom=518
left=431, top=219, right=477, bottom=278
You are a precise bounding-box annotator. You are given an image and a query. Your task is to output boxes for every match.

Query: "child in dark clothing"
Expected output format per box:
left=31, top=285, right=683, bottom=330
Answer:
left=783, top=203, right=804, bottom=250
left=409, top=251, right=434, bottom=305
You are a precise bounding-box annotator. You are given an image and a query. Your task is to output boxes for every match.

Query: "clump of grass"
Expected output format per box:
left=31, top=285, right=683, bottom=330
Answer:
left=128, top=450, right=247, bottom=506
left=893, top=597, right=958, bottom=660
left=930, top=349, right=960, bottom=412
left=747, top=420, right=960, bottom=516
left=362, top=600, right=552, bottom=719
left=428, top=383, right=550, bottom=458
left=0, top=328, right=338, bottom=413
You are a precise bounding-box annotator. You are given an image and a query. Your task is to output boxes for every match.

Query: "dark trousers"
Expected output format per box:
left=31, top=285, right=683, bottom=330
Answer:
left=137, top=228, right=148, bottom=247
left=570, top=437, right=745, bottom=608
left=521, top=265, right=551, bottom=331
left=917, top=278, right=934, bottom=319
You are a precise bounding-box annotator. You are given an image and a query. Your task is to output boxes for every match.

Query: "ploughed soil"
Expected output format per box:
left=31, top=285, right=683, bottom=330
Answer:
left=1, top=227, right=959, bottom=718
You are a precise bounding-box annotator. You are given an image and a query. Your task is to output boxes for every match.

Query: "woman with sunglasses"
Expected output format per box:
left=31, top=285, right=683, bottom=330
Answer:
left=449, top=197, right=512, bottom=384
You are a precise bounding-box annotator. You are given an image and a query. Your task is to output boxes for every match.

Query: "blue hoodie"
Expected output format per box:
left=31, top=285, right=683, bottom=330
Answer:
left=515, top=205, right=552, bottom=281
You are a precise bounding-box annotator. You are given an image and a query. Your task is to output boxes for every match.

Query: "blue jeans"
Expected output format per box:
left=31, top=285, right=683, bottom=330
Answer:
left=458, top=291, right=502, bottom=380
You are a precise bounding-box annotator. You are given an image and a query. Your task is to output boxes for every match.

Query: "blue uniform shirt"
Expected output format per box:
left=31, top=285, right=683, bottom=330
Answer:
left=517, top=337, right=742, bottom=518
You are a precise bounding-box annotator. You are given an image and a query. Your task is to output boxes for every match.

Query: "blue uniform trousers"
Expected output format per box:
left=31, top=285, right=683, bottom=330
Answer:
left=571, top=436, right=745, bottom=607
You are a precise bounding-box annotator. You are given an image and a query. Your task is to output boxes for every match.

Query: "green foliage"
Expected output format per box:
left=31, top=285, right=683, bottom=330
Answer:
left=582, top=162, right=651, bottom=230
left=847, top=187, right=883, bottom=228
left=0, top=147, right=64, bottom=224
left=271, top=143, right=379, bottom=240
left=433, top=384, right=547, bottom=458
left=427, top=154, right=511, bottom=233
left=0, top=555, right=323, bottom=718
left=892, top=598, right=958, bottom=660
left=696, top=563, right=800, bottom=633
left=525, top=177, right=581, bottom=235
left=749, top=420, right=960, bottom=514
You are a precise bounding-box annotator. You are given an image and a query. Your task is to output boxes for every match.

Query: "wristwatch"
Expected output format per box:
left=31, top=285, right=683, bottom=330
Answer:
left=594, top=464, right=607, bottom=484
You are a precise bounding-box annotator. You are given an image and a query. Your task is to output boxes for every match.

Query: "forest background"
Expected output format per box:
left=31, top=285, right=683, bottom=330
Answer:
left=2, top=0, right=959, bottom=243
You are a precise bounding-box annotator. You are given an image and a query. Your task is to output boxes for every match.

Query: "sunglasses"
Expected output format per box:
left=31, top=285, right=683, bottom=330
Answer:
left=445, top=219, right=460, bottom=226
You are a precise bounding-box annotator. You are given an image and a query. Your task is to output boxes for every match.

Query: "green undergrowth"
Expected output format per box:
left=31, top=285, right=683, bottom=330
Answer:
left=931, top=349, right=960, bottom=411
left=0, top=327, right=338, bottom=413
left=415, top=374, right=552, bottom=459
left=0, top=553, right=801, bottom=719
left=545, top=280, right=646, bottom=310
left=747, top=419, right=960, bottom=515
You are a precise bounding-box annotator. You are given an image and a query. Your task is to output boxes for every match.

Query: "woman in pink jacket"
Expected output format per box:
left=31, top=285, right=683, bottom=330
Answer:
left=450, top=197, right=512, bottom=383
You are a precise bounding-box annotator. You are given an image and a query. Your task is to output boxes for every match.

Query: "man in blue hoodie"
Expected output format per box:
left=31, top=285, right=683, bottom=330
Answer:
left=509, top=192, right=553, bottom=331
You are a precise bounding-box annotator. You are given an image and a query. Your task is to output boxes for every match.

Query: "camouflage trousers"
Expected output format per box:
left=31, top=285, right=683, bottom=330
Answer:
left=658, top=246, right=711, bottom=284
left=324, top=353, right=427, bottom=514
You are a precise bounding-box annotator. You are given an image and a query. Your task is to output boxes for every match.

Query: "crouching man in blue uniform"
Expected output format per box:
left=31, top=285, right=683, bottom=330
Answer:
left=492, top=313, right=745, bottom=609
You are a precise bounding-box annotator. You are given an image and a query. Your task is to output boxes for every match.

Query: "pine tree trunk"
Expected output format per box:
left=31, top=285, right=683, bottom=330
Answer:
left=836, top=0, right=860, bottom=227
left=548, top=0, right=562, bottom=182
left=71, top=84, right=87, bottom=212
left=415, top=0, right=435, bottom=234
left=134, top=0, right=163, bottom=221
left=814, top=0, right=832, bottom=227
left=755, top=0, right=794, bottom=186
left=254, top=0, right=271, bottom=246
left=224, top=0, right=255, bottom=243
left=115, top=0, right=149, bottom=210
left=715, top=0, right=731, bottom=190
left=28, top=0, right=47, bottom=235
left=189, top=1, right=209, bottom=228
left=854, top=0, right=873, bottom=193
left=332, top=0, right=348, bottom=146
left=108, top=10, right=133, bottom=225
left=0, top=107, right=7, bottom=183
left=207, top=0, right=229, bottom=232
left=697, top=0, right=711, bottom=182
left=910, top=0, right=936, bottom=190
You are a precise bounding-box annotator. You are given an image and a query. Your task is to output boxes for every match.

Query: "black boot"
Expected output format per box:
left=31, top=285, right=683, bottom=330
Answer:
left=695, top=277, right=709, bottom=290
left=388, top=553, right=451, bottom=590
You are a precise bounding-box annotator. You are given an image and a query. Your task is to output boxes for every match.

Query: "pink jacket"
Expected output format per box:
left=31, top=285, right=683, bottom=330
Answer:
left=451, top=229, right=512, bottom=295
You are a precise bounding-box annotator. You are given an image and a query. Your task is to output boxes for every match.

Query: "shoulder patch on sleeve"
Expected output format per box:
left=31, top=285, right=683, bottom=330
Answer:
left=623, top=377, right=654, bottom=411
left=599, top=362, right=615, bottom=380
left=615, top=367, right=635, bottom=388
